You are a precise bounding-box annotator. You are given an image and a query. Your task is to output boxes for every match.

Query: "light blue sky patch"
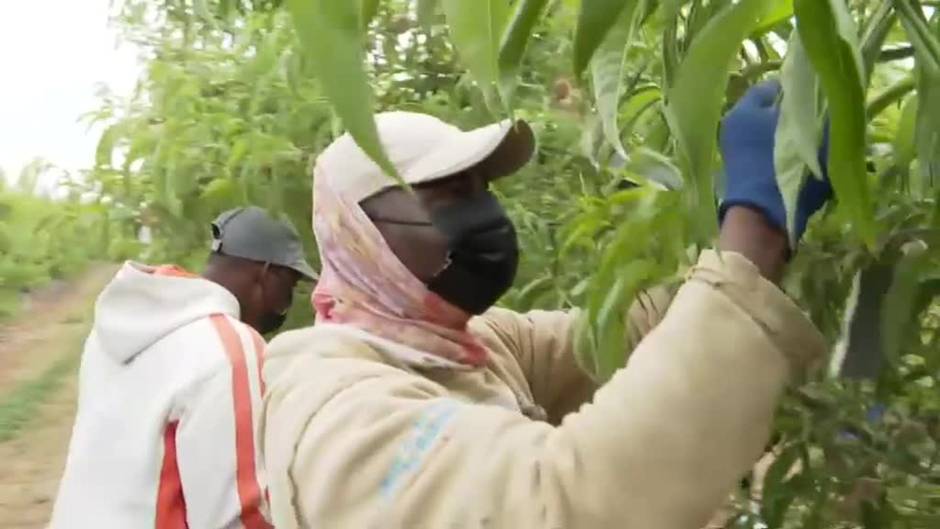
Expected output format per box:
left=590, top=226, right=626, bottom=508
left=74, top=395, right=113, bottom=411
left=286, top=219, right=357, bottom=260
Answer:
left=380, top=399, right=458, bottom=500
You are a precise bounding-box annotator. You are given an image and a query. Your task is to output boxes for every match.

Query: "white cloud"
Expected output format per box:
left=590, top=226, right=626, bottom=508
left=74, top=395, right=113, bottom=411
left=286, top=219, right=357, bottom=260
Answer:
left=0, top=0, right=140, bottom=188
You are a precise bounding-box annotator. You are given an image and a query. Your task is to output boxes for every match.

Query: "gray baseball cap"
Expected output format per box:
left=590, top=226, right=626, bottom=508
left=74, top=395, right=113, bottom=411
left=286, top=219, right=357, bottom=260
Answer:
left=210, top=206, right=318, bottom=281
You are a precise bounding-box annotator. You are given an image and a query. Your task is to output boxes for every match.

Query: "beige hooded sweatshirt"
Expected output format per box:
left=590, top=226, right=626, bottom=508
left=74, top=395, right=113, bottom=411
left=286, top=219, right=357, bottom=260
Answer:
left=259, top=251, right=824, bottom=528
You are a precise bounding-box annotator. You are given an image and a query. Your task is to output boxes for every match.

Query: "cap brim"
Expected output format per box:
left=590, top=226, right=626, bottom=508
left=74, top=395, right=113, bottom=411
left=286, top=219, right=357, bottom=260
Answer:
left=287, top=259, right=319, bottom=282
left=403, top=119, right=535, bottom=187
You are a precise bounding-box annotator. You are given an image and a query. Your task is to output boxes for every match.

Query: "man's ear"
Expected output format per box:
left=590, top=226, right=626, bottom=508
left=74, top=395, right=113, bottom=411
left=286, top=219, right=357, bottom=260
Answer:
left=258, top=262, right=272, bottom=279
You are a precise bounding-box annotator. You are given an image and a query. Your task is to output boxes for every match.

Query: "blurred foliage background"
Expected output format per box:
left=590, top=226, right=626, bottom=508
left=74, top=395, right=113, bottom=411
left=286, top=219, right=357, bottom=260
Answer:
left=0, top=160, right=140, bottom=320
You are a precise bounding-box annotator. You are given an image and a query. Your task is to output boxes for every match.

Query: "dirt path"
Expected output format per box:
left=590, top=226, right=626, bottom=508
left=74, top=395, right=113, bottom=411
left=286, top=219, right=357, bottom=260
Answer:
left=0, top=266, right=114, bottom=391
left=0, top=265, right=115, bottom=529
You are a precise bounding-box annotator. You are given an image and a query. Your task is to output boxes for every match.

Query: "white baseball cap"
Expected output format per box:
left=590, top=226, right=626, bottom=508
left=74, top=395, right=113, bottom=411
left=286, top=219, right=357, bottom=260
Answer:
left=314, top=111, right=536, bottom=203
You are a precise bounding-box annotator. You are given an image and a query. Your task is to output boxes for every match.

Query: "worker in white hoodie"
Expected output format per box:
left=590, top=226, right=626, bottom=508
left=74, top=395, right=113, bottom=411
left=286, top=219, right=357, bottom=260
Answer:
left=50, top=206, right=317, bottom=529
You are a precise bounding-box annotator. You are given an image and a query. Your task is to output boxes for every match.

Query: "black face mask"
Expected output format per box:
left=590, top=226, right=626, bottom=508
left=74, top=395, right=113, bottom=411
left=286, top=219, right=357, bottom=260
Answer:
left=426, top=191, right=519, bottom=314
left=258, top=311, right=287, bottom=335
left=256, top=266, right=294, bottom=335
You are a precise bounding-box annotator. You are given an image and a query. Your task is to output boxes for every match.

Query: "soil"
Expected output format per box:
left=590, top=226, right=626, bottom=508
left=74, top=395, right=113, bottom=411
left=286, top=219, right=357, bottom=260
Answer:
left=0, top=265, right=115, bottom=529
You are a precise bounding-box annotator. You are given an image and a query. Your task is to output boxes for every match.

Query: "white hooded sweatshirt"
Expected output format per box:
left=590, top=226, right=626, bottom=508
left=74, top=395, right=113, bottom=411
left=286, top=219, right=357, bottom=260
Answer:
left=50, top=263, right=272, bottom=529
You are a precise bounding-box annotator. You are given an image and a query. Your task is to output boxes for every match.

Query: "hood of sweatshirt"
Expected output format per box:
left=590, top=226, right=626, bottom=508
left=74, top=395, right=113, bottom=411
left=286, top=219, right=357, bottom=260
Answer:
left=93, top=262, right=241, bottom=364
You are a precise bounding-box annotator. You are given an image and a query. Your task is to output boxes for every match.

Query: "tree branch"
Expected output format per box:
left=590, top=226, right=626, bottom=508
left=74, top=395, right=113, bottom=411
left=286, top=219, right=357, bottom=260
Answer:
left=866, top=76, right=916, bottom=119
left=878, top=46, right=916, bottom=62
left=740, top=60, right=782, bottom=81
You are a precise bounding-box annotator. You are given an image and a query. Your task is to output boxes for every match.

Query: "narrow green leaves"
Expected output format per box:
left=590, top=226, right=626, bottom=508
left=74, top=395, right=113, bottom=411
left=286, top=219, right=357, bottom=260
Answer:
left=498, top=0, right=549, bottom=102
left=442, top=0, right=510, bottom=108
left=761, top=443, right=802, bottom=529
left=620, top=85, right=662, bottom=132
left=866, top=75, right=916, bottom=119
left=594, top=259, right=656, bottom=377
left=591, top=0, right=642, bottom=159
left=893, top=0, right=940, bottom=70
left=794, top=0, right=874, bottom=246
left=754, top=0, right=794, bottom=35
left=882, top=242, right=929, bottom=362
left=894, top=94, right=918, bottom=173
left=664, top=0, right=768, bottom=241
left=860, top=0, right=896, bottom=84
left=361, top=0, right=381, bottom=30
left=624, top=147, right=684, bottom=190
left=417, top=0, right=439, bottom=30
left=914, top=76, right=940, bottom=184
left=573, top=0, right=633, bottom=78
left=437, top=0, right=547, bottom=108
left=574, top=188, right=681, bottom=381
left=95, top=125, right=121, bottom=168
left=287, top=0, right=398, bottom=179
left=660, top=0, right=692, bottom=22
left=775, top=31, right=822, bottom=243
left=894, top=0, right=940, bottom=184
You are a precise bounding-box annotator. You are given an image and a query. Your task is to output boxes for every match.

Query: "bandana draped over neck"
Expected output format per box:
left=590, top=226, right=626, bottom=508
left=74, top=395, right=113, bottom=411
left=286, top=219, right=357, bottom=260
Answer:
left=310, top=162, right=488, bottom=367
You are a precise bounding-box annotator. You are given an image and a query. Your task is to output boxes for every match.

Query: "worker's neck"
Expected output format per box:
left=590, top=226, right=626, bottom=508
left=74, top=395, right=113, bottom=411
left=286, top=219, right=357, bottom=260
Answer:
left=202, top=266, right=246, bottom=309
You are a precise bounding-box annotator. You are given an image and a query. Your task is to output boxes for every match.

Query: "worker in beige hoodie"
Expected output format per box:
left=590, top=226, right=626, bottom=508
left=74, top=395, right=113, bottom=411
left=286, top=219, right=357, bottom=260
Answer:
left=259, top=81, right=832, bottom=528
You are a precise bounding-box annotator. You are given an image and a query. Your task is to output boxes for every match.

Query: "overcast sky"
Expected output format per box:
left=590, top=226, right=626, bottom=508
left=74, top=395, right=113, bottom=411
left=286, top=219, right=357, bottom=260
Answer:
left=0, top=0, right=140, bottom=185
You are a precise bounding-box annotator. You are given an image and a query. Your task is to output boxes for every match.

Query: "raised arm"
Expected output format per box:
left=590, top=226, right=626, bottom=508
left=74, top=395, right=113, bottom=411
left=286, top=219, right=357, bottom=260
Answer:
left=263, top=81, right=833, bottom=528
left=478, top=286, right=672, bottom=423
left=264, top=248, right=823, bottom=528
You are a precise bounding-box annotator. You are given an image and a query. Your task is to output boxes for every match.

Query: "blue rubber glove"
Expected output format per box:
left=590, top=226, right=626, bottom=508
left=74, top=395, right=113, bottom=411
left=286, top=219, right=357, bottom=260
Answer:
left=719, top=80, right=832, bottom=241
left=838, top=403, right=887, bottom=442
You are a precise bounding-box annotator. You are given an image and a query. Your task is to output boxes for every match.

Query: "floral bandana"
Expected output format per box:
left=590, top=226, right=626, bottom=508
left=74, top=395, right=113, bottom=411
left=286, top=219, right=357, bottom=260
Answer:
left=310, top=163, right=488, bottom=367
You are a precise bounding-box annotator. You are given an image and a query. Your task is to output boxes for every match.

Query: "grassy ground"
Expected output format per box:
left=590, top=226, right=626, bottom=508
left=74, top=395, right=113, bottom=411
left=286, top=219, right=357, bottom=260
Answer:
left=0, top=265, right=115, bottom=529
left=0, top=353, right=81, bottom=443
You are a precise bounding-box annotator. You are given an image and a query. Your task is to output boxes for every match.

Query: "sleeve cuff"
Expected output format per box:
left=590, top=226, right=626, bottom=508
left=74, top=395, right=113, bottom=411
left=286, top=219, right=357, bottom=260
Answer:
left=688, top=250, right=826, bottom=375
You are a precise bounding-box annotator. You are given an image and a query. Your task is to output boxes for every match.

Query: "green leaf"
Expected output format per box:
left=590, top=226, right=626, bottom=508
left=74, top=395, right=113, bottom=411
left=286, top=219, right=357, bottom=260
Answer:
left=754, top=0, right=794, bottom=35
left=866, top=75, right=916, bottom=119
left=775, top=30, right=822, bottom=243
left=201, top=177, right=238, bottom=208
left=620, top=84, right=662, bottom=128
left=913, top=71, right=940, bottom=185
left=573, top=0, right=633, bottom=78
left=761, top=443, right=802, bottom=528
left=361, top=0, right=381, bottom=30
left=157, top=169, right=182, bottom=218
left=286, top=0, right=399, bottom=180
left=624, top=147, right=684, bottom=190
left=895, top=0, right=940, bottom=185
left=577, top=188, right=678, bottom=382
left=664, top=0, right=768, bottom=242
left=882, top=242, right=929, bottom=361
left=794, top=0, right=875, bottom=246
left=591, top=0, right=642, bottom=159
left=894, top=94, right=918, bottom=172
left=685, top=0, right=728, bottom=45
left=660, top=0, right=691, bottom=21
left=860, top=0, right=896, bottom=85
left=96, top=125, right=120, bottom=168
left=893, top=0, right=940, bottom=70
left=512, top=275, right=554, bottom=310
left=124, top=125, right=156, bottom=169
left=594, top=260, right=655, bottom=378
left=442, top=0, right=510, bottom=108
left=0, top=224, right=10, bottom=254
left=417, top=0, right=439, bottom=30
left=194, top=0, right=217, bottom=26
left=498, top=0, right=550, bottom=103
left=662, top=15, right=680, bottom=87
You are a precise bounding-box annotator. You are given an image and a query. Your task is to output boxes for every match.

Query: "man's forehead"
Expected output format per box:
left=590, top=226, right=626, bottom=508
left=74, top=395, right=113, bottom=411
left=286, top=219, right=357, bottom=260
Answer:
left=369, top=168, right=480, bottom=200
left=361, top=184, right=421, bottom=209
left=412, top=168, right=479, bottom=189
